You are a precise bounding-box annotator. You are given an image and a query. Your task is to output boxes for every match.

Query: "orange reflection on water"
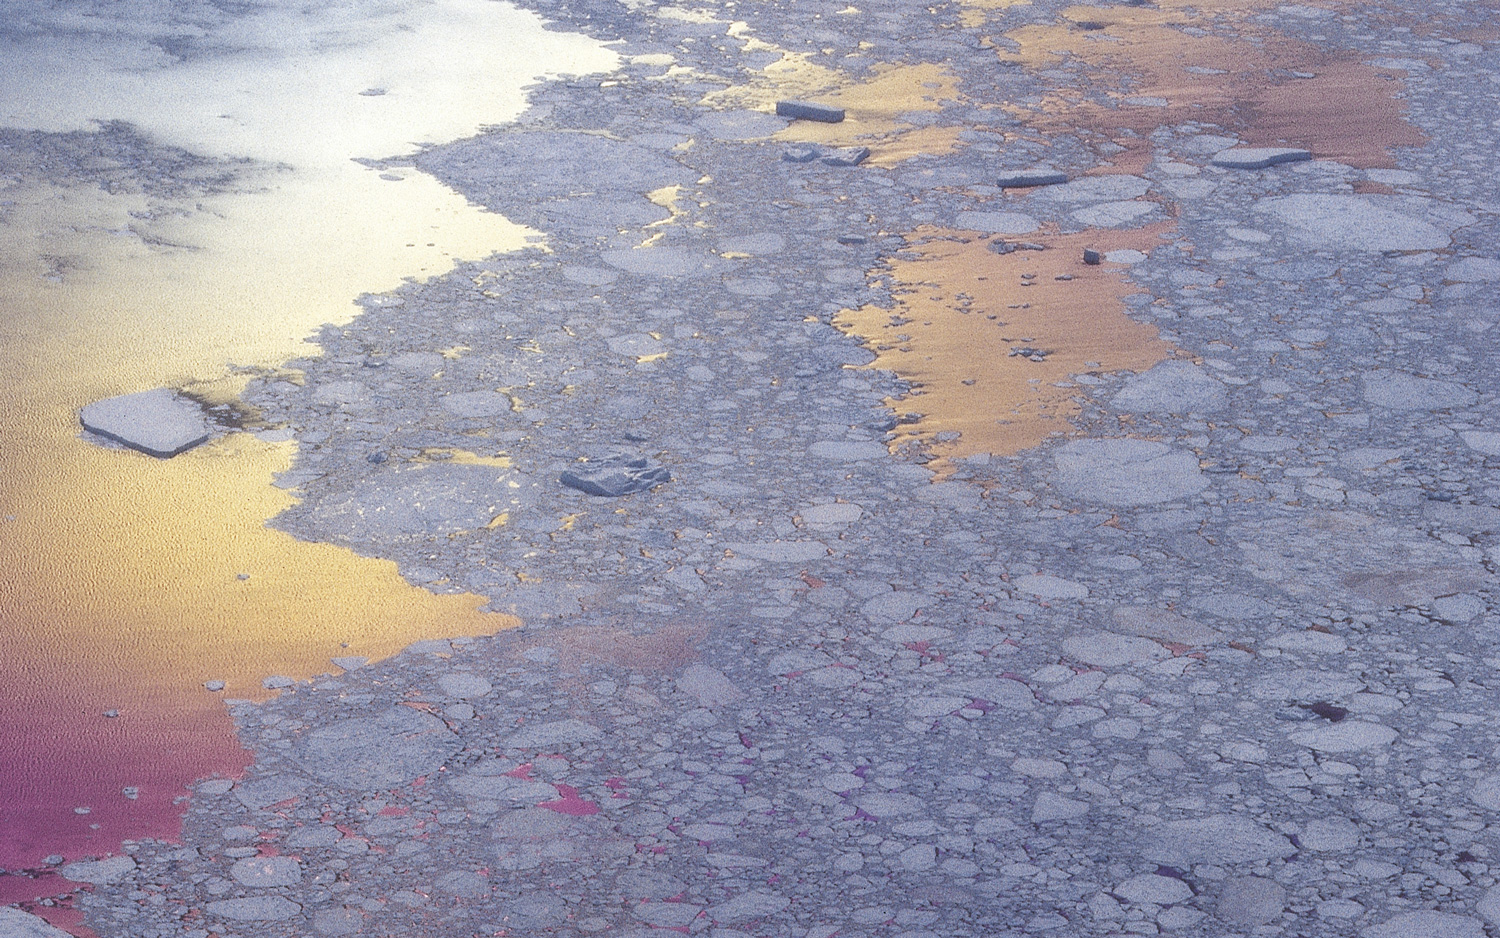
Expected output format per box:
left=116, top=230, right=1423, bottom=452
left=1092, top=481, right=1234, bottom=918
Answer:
left=998, top=1, right=1426, bottom=168
left=956, top=0, right=1032, bottom=29
left=0, top=158, right=532, bottom=892
left=766, top=63, right=967, bottom=167
left=836, top=224, right=1177, bottom=467
left=0, top=428, right=517, bottom=883
left=0, top=0, right=617, bottom=899
left=706, top=36, right=968, bottom=167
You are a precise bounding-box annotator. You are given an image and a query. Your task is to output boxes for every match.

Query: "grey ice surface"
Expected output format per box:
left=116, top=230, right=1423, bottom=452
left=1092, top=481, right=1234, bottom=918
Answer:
left=1112, top=360, right=1227, bottom=414
left=1029, top=174, right=1150, bottom=204
left=292, top=708, right=461, bottom=790
left=1055, top=439, right=1210, bottom=506
left=62, top=0, right=1500, bottom=936
left=59, top=856, right=135, bottom=885
left=1254, top=194, right=1472, bottom=252
left=302, top=462, right=539, bottom=543
left=697, top=109, right=786, bottom=140
left=0, top=908, right=71, bottom=938
left=79, top=388, right=211, bottom=458
left=202, top=897, right=302, bottom=922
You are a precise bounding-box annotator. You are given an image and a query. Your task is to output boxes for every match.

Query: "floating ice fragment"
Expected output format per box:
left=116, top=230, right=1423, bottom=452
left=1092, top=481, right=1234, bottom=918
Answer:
left=80, top=388, right=211, bottom=458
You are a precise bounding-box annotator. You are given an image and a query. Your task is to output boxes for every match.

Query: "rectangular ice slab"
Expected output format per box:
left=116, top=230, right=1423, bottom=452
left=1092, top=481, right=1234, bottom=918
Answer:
left=1210, top=147, right=1312, bottom=170
left=775, top=100, right=845, bottom=123
left=997, top=168, right=1069, bottom=188
left=80, top=388, right=212, bottom=458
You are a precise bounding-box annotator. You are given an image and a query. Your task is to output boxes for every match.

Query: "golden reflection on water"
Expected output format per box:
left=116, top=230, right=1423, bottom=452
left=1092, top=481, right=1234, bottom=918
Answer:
left=837, top=225, right=1177, bottom=468
left=769, top=62, right=965, bottom=168
left=0, top=0, right=617, bottom=883
left=413, top=448, right=515, bottom=468
left=0, top=426, right=518, bottom=875
left=956, top=0, right=1032, bottom=29
left=707, top=25, right=967, bottom=166
left=0, top=159, right=535, bottom=729
left=0, top=435, right=511, bottom=703
left=767, top=61, right=966, bottom=169
left=996, top=1, right=1426, bottom=168
left=640, top=184, right=689, bottom=248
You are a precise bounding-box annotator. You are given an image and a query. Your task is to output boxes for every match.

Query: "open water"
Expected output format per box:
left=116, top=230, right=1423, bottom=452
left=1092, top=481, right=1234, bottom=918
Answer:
left=0, top=0, right=613, bottom=906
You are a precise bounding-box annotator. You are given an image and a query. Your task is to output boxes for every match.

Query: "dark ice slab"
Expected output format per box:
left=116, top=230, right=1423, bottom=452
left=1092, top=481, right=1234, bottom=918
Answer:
left=560, top=455, right=670, bottom=497
left=775, top=100, right=845, bottom=123
left=996, top=168, right=1069, bottom=188
left=822, top=146, right=870, bottom=166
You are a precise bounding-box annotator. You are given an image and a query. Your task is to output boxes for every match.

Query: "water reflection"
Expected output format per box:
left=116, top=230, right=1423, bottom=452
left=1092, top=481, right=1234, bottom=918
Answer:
left=706, top=25, right=968, bottom=166
left=837, top=225, right=1176, bottom=468
left=995, top=1, right=1426, bottom=169
left=0, top=436, right=507, bottom=892
left=0, top=0, right=615, bottom=906
left=833, top=0, right=1429, bottom=470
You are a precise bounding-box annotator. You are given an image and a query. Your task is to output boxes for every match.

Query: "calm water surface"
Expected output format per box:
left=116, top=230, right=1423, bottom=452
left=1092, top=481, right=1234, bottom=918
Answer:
left=0, top=0, right=614, bottom=908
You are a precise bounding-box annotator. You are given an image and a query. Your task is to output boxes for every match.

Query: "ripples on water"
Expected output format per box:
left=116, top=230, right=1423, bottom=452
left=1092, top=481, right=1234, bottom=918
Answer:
left=0, top=0, right=614, bottom=909
left=0, top=0, right=1434, bottom=925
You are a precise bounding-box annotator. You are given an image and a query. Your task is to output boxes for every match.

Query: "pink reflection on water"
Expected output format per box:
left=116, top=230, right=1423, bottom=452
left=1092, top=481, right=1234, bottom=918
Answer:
left=538, top=784, right=600, bottom=816
left=0, top=677, right=249, bottom=923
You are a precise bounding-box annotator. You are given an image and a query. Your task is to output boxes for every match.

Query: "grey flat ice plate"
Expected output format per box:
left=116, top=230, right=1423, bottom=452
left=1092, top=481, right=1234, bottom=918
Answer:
left=1210, top=147, right=1312, bottom=169
left=80, top=388, right=212, bottom=458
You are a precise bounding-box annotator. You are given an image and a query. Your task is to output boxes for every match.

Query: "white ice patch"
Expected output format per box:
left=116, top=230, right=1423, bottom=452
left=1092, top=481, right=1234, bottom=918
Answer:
left=1255, top=194, right=1473, bottom=252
